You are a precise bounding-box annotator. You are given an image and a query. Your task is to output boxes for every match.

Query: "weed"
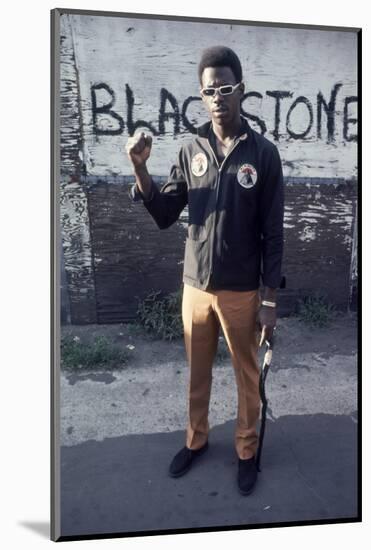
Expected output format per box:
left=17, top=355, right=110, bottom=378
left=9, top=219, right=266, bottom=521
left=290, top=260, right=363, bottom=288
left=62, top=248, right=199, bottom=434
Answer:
left=136, top=289, right=184, bottom=341
left=297, top=292, right=336, bottom=328
left=60, top=335, right=129, bottom=371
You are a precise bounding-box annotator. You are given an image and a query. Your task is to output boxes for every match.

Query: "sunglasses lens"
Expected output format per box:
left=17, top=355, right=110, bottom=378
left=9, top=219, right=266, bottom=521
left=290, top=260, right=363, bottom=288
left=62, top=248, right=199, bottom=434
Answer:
left=220, top=86, right=233, bottom=95
left=203, top=88, right=215, bottom=96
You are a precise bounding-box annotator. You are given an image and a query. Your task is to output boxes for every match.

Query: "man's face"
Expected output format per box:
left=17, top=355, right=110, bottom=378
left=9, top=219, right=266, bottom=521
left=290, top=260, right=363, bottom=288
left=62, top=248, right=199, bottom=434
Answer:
left=200, top=66, right=244, bottom=125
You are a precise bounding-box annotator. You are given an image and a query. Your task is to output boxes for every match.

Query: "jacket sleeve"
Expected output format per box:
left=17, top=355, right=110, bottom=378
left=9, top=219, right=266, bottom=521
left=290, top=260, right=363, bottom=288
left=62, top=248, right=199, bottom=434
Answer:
left=128, top=148, right=188, bottom=230
left=258, top=144, right=284, bottom=289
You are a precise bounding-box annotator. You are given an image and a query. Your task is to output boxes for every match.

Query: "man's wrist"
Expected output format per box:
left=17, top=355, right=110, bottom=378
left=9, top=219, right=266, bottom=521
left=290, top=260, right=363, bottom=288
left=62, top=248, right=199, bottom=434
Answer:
left=261, top=287, right=277, bottom=308
left=134, top=163, right=148, bottom=177
left=134, top=183, right=154, bottom=203
left=133, top=164, right=153, bottom=201
left=262, top=286, right=277, bottom=301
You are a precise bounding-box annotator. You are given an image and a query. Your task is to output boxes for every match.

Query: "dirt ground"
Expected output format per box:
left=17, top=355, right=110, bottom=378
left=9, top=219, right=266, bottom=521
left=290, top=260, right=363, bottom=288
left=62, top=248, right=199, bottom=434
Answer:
left=60, top=308, right=358, bottom=372
left=59, top=304, right=358, bottom=465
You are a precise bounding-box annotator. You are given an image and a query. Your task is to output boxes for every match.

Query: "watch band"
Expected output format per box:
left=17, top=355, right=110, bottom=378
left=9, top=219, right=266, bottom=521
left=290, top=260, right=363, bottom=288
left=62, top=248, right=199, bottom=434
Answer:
left=261, top=300, right=276, bottom=308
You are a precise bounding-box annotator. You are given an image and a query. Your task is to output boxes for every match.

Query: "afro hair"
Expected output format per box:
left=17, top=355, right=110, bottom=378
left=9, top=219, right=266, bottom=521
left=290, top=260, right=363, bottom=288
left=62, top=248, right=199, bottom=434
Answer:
left=198, top=45, right=243, bottom=85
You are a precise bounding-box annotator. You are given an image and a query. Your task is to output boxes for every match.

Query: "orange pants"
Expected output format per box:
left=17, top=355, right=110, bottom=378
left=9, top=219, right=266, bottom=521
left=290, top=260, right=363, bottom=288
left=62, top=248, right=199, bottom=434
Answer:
left=182, top=283, right=262, bottom=460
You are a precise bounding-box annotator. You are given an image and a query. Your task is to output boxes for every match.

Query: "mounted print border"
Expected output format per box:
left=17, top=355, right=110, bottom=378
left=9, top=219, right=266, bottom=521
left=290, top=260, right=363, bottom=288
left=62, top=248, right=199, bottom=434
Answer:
left=51, top=7, right=361, bottom=542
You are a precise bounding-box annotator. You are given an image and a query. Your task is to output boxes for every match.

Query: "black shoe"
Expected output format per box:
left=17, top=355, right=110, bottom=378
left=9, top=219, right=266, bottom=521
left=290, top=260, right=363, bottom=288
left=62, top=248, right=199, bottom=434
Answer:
left=169, top=441, right=209, bottom=478
left=238, top=456, right=258, bottom=495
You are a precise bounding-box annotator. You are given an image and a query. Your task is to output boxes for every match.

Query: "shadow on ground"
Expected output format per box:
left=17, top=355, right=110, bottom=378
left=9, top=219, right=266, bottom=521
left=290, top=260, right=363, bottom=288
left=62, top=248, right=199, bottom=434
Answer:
left=60, top=413, right=358, bottom=538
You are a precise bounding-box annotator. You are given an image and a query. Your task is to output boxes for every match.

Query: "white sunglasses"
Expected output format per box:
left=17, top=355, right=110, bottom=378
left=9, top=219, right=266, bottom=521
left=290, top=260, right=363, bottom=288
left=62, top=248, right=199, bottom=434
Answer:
left=200, top=82, right=242, bottom=97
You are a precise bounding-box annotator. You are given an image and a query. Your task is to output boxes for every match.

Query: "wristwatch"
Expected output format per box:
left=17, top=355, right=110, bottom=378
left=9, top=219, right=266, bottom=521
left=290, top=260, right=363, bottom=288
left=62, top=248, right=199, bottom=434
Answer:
left=261, top=300, right=276, bottom=308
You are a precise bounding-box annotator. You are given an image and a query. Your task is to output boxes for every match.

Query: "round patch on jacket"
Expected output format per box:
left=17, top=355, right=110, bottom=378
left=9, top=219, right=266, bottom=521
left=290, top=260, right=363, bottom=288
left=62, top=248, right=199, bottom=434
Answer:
left=191, top=152, right=208, bottom=177
left=237, top=163, right=257, bottom=189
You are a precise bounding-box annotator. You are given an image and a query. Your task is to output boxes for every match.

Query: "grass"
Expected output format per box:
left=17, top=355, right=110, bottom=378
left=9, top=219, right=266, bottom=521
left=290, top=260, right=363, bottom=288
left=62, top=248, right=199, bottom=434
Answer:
left=297, top=292, right=336, bottom=328
left=135, top=289, right=184, bottom=341
left=60, top=289, right=336, bottom=373
left=60, top=335, right=129, bottom=371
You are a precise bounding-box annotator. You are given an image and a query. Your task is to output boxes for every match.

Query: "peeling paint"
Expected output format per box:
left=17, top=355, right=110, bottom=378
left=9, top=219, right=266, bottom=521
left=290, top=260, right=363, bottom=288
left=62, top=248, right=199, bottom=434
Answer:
left=328, top=216, right=353, bottom=226
left=343, top=234, right=353, bottom=248
left=300, top=212, right=326, bottom=220
left=60, top=15, right=97, bottom=323
left=307, top=203, right=328, bottom=211
left=299, top=225, right=316, bottom=242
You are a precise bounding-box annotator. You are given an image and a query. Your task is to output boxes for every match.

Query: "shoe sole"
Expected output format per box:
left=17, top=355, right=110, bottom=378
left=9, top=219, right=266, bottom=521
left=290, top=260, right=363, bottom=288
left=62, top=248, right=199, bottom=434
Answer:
left=168, top=463, right=192, bottom=478
left=238, top=484, right=256, bottom=496
left=168, top=443, right=209, bottom=478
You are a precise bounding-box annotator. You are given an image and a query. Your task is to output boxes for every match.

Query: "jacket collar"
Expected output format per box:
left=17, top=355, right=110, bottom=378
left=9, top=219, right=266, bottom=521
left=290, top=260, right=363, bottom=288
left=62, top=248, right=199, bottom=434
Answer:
left=196, top=115, right=250, bottom=140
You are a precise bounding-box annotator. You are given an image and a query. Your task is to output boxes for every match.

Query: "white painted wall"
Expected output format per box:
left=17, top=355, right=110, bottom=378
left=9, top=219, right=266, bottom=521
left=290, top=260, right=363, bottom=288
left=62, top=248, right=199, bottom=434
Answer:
left=64, top=13, right=358, bottom=178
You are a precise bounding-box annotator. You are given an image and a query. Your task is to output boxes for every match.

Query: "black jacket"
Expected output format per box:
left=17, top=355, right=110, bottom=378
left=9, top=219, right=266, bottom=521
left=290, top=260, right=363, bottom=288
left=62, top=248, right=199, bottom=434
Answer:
left=129, top=116, right=284, bottom=291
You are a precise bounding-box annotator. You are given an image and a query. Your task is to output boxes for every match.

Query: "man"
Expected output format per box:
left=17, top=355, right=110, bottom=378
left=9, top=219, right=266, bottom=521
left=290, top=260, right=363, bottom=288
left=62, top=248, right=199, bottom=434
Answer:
left=126, top=46, right=284, bottom=495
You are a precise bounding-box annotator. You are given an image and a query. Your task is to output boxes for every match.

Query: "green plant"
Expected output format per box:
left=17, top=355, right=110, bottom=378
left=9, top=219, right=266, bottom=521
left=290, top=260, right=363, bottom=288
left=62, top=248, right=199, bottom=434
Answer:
left=60, top=335, right=129, bottom=371
left=297, top=292, right=335, bottom=328
left=136, top=289, right=183, bottom=341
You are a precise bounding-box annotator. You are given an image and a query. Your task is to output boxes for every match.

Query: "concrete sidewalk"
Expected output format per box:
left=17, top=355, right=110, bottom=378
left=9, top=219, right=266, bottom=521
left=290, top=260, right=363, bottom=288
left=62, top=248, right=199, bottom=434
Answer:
left=59, top=315, right=359, bottom=537
left=60, top=414, right=358, bottom=537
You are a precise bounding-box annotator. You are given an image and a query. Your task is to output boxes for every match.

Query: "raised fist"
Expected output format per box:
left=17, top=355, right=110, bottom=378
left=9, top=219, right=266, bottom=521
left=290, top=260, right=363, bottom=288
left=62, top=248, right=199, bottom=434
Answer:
left=125, top=132, right=153, bottom=169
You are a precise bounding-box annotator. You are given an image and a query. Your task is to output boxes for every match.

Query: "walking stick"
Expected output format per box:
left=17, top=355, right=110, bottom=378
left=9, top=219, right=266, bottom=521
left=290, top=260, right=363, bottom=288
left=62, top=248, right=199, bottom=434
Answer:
left=255, top=333, right=275, bottom=472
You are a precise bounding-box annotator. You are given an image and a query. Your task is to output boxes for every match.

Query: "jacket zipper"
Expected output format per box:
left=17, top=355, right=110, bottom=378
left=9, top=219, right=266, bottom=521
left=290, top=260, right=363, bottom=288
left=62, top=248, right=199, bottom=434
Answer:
left=205, top=136, right=244, bottom=287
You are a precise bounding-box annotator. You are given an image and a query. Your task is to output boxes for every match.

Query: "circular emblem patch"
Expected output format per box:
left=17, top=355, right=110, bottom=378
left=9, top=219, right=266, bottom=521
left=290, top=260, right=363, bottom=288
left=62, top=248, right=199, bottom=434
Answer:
left=237, top=163, right=258, bottom=189
left=191, top=153, right=208, bottom=177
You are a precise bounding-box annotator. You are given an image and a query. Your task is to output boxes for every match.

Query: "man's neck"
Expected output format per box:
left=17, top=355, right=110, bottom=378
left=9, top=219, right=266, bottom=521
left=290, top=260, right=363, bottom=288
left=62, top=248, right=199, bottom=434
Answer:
left=211, top=114, right=243, bottom=143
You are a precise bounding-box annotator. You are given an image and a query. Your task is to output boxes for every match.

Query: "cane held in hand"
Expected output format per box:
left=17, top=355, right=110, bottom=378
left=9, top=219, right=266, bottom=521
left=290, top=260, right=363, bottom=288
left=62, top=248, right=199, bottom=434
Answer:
left=255, top=331, right=275, bottom=472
